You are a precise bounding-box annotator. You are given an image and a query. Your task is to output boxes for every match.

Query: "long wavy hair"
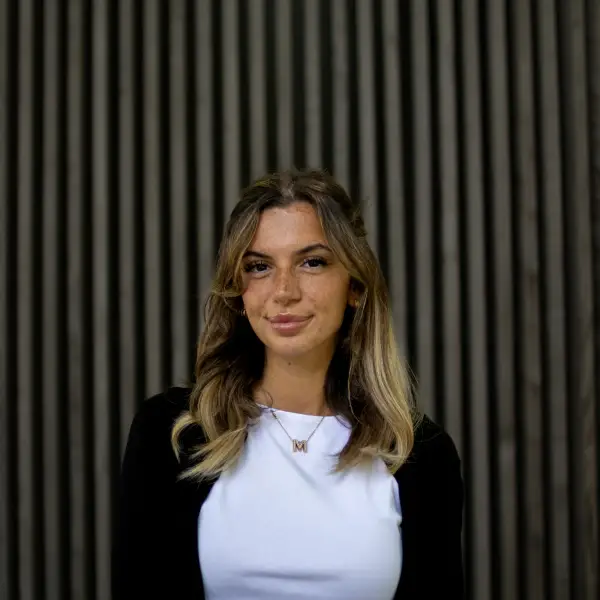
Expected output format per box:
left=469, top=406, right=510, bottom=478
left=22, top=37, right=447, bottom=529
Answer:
left=172, top=168, right=420, bottom=481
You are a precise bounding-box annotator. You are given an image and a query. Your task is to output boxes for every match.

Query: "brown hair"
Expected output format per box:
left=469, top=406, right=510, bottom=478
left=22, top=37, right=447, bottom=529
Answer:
left=172, top=169, right=419, bottom=480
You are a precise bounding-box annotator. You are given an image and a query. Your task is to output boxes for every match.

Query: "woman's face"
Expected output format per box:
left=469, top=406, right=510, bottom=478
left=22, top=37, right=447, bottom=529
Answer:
left=241, top=202, right=355, bottom=361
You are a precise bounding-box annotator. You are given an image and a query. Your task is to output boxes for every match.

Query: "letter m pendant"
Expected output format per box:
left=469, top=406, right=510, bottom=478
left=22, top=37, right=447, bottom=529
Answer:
left=292, top=439, right=308, bottom=453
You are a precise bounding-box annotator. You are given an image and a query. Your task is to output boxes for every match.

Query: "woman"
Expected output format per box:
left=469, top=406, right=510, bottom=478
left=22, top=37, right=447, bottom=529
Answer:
left=112, top=169, right=464, bottom=599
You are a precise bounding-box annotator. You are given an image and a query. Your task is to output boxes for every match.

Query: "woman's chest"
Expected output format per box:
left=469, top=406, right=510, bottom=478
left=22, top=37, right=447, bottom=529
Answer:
left=196, top=439, right=403, bottom=600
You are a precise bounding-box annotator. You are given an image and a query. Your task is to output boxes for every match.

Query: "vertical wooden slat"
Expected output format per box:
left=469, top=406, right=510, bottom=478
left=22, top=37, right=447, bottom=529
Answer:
left=381, top=0, right=407, bottom=352
left=509, top=2, right=546, bottom=598
left=275, top=0, right=293, bottom=169
left=169, top=0, right=190, bottom=383
left=91, top=0, right=112, bottom=597
left=42, top=1, right=64, bottom=598
left=248, top=0, right=267, bottom=180
left=586, top=5, right=600, bottom=594
left=222, top=0, right=241, bottom=215
left=435, top=0, right=463, bottom=458
left=142, top=0, right=164, bottom=396
left=559, top=2, right=598, bottom=598
left=331, top=1, right=350, bottom=189
left=355, top=0, right=378, bottom=253
left=118, top=0, right=139, bottom=446
left=460, top=2, right=491, bottom=599
left=67, top=0, right=90, bottom=596
left=410, top=0, right=436, bottom=420
left=16, top=1, right=38, bottom=598
left=485, top=1, right=519, bottom=598
left=535, top=2, right=571, bottom=598
left=196, top=0, right=215, bottom=321
left=304, top=0, right=322, bottom=169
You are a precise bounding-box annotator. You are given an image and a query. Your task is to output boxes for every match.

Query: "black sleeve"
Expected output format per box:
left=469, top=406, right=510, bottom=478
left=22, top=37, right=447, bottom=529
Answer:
left=421, top=431, right=465, bottom=598
left=111, top=396, right=180, bottom=600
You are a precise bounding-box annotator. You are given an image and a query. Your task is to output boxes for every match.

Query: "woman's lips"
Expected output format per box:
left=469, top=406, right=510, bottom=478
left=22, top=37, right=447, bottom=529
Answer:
left=268, top=316, right=312, bottom=334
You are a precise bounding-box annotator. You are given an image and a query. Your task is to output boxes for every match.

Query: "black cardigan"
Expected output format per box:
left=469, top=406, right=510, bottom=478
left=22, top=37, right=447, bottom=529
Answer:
left=112, top=387, right=464, bottom=600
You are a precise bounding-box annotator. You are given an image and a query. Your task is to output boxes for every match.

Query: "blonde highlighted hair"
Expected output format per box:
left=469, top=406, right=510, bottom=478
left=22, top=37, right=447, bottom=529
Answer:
left=172, top=169, right=420, bottom=480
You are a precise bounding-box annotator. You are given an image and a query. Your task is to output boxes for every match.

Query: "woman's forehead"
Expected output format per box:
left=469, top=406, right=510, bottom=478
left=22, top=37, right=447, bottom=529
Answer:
left=249, top=204, right=327, bottom=251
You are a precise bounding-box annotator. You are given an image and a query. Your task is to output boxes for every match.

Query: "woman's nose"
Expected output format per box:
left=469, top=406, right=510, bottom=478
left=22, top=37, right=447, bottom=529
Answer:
left=272, top=268, right=301, bottom=302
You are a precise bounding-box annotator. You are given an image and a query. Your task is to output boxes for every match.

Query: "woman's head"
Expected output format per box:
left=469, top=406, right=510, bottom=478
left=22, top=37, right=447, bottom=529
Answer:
left=213, top=169, right=379, bottom=365
left=173, top=169, right=418, bottom=479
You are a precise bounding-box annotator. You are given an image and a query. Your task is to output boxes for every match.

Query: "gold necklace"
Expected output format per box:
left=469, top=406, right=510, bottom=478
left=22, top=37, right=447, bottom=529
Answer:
left=263, top=390, right=326, bottom=454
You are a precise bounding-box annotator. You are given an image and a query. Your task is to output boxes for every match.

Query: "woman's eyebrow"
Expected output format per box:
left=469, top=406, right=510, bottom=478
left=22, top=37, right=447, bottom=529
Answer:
left=243, top=243, right=332, bottom=259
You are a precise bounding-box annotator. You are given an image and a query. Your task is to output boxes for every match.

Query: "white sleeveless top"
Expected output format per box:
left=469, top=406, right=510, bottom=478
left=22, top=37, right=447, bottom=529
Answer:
left=198, top=406, right=403, bottom=599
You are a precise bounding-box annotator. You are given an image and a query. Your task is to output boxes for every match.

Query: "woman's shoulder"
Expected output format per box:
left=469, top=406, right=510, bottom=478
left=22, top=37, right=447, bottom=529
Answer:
left=127, top=386, right=194, bottom=447
left=403, top=413, right=462, bottom=477
left=414, top=414, right=460, bottom=458
left=138, top=385, right=192, bottom=418
left=395, top=413, right=463, bottom=523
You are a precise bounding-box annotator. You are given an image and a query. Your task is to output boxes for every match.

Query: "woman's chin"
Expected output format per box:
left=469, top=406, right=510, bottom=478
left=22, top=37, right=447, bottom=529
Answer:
left=263, top=336, right=316, bottom=360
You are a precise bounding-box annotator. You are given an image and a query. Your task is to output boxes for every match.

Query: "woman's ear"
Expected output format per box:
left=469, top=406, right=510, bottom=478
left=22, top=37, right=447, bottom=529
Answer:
left=347, top=284, right=360, bottom=308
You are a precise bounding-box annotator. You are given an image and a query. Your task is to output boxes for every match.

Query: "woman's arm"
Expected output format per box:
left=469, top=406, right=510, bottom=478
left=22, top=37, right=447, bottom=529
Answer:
left=424, top=430, right=465, bottom=597
left=111, top=394, right=181, bottom=599
left=395, top=419, right=465, bottom=599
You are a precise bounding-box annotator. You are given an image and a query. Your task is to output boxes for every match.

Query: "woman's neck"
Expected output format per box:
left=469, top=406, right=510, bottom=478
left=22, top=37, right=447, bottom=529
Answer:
left=256, top=351, right=332, bottom=416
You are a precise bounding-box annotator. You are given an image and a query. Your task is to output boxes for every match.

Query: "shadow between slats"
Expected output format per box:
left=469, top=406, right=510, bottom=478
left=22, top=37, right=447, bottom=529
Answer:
left=66, top=0, right=95, bottom=596
left=0, top=0, right=20, bottom=597
left=457, top=2, right=492, bottom=599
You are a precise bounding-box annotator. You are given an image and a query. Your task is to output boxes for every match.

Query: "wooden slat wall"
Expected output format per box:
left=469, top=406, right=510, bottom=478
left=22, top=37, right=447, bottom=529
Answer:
left=0, top=1, right=598, bottom=599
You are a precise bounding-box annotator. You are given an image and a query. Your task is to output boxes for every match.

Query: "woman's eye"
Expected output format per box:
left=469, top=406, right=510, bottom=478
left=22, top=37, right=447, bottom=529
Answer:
left=244, top=262, right=269, bottom=273
left=304, top=257, right=327, bottom=268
